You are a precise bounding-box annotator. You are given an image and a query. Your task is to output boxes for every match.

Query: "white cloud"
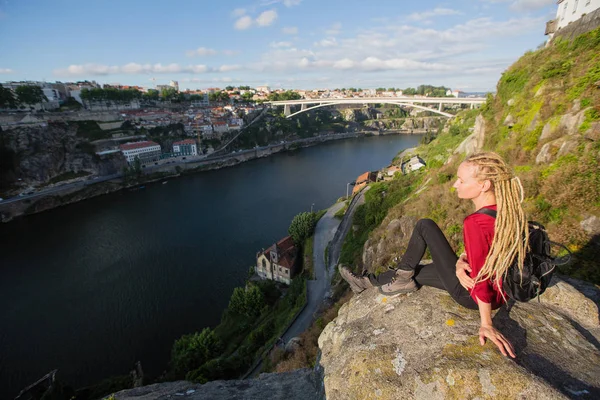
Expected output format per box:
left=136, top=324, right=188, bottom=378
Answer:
left=53, top=63, right=213, bottom=76
left=223, top=49, right=241, bottom=56
left=234, top=10, right=278, bottom=30
left=325, top=22, right=342, bottom=35
left=270, top=41, right=293, bottom=48
left=478, top=0, right=554, bottom=11
left=332, top=59, right=354, bottom=70
left=0, top=68, right=13, bottom=73
left=231, top=8, right=246, bottom=17
left=259, top=0, right=302, bottom=7
left=509, top=0, right=554, bottom=11
left=235, top=15, right=253, bottom=30
left=218, top=64, right=242, bottom=72
left=407, top=8, right=462, bottom=21
left=282, top=26, right=298, bottom=35
left=185, top=47, right=217, bottom=57
left=256, top=10, right=278, bottom=27
left=314, top=37, right=337, bottom=47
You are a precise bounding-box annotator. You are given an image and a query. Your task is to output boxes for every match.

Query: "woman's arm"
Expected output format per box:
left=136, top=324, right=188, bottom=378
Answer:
left=477, top=298, right=516, bottom=358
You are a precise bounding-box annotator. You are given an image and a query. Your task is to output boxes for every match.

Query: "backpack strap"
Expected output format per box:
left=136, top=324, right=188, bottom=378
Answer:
left=475, top=207, right=497, bottom=218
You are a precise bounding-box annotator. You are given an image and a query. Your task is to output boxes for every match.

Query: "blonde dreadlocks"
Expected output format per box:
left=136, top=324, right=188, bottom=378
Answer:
left=465, top=152, right=529, bottom=289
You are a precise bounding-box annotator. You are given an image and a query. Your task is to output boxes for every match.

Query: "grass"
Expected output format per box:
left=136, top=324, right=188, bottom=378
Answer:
left=303, top=236, right=315, bottom=279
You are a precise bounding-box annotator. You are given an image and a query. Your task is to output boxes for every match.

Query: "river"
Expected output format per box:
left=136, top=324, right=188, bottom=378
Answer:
left=0, top=134, right=421, bottom=398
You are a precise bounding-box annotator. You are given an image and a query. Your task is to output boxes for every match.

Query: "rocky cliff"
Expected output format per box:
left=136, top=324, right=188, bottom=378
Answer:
left=318, top=276, right=600, bottom=399
left=0, top=122, right=126, bottom=194
left=111, top=368, right=325, bottom=400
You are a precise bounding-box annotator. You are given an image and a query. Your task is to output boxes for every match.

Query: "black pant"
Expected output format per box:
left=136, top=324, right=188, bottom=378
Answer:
left=369, top=219, right=478, bottom=310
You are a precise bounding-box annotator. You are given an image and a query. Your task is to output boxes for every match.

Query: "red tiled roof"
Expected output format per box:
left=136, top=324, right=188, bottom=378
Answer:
left=261, top=236, right=297, bottom=270
left=356, top=171, right=376, bottom=184
left=119, top=141, right=160, bottom=151
left=173, top=139, right=196, bottom=145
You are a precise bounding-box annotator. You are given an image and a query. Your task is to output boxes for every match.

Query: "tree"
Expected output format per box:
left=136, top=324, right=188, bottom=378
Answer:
left=133, top=157, right=142, bottom=177
left=160, top=87, right=178, bottom=101
left=143, top=89, right=160, bottom=101
left=171, top=328, right=222, bottom=377
left=288, top=212, right=317, bottom=245
left=228, top=285, right=264, bottom=317
left=225, top=86, right=235, bottom=91
left=15, top=85, right=47, bottom=106
left=0, top=84, right=18, bottom=108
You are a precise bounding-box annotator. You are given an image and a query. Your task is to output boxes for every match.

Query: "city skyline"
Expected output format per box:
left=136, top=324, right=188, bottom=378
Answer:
left=0, top=0, right=557, bottom=91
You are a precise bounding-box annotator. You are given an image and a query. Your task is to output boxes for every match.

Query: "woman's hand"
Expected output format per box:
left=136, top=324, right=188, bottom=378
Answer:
left=455, top=253, right=474, bottom=290
left=479, top=324, right=516, bottom=358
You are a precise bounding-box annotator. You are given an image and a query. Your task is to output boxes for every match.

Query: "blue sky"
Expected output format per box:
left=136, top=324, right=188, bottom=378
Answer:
left=0, top=0, right=558, bottom=91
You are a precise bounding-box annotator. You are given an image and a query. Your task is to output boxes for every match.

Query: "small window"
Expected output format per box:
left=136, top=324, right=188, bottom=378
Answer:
left=573, top=0, right=579, bottom=13
left=585, top=0, right=590, bottom=6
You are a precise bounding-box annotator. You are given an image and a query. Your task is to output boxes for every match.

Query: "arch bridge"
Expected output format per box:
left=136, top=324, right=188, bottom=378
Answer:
left=267, top=97, right=486, bottom=119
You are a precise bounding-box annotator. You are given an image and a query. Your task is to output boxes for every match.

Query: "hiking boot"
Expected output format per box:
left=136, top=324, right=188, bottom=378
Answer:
left=339, top=264, right=373, bottom=294
left=378, top=268, right=418, bottom=296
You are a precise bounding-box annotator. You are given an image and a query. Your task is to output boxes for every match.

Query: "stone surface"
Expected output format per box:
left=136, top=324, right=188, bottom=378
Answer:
left=559, top=108, right=588, bottom=136
left=581, top=215, right=600, bottom=236
left=584, top=121, right=600, bottom=142
left=318, top=277, right=600, bottom=400
left=535, top=142, right=553, bottom=164
left=557, top=138, right=579, bottom=157
left=507, top=98, right=515, bottom=106
left=362, top=216, right=417, bottom=272
left=453, top=114, right=486, bottom=157
left=540, top=122, right=554, bottom=140
left=503, top=114, right=515, bottom=127
left=112, top=368, right=324, bottom=400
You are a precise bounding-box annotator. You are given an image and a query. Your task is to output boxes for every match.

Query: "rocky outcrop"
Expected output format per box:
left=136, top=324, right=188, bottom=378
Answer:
left=362, top=216, right=417, bottom=272
left=453, top=114, right=486, bottom=157
left=111, top=368, right=324, bottom=400
left=318, top=276, right=600, bottom=399
left=1, top=122, right=126, bottom=191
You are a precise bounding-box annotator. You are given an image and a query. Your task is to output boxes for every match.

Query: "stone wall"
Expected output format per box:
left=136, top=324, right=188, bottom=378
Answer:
left=552, top=7, right=600, bottom=42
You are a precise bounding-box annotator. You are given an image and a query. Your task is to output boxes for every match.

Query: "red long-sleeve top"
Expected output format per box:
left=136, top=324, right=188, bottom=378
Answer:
left=463, top=205, right=506, bottom=310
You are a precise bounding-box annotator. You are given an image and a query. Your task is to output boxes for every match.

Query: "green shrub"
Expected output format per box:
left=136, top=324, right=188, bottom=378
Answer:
left=541, top=59, right=573, bottom=79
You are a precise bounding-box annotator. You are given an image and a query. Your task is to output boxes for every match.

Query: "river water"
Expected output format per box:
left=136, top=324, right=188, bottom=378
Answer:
left=0, top=134, right=421, bottom=397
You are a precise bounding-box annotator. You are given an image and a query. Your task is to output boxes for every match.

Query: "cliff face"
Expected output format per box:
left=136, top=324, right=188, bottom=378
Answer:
left=318, top=277, right=600, bottom=399
left=0, top=122, right=126, bottom=193
left=112, top=368, right=324, bottom=400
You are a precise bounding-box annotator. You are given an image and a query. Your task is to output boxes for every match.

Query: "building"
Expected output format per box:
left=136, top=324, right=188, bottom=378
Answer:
left=169, top=80, right=179, bottom=91
left=401, top=155, right=426, bottom=174
left=119, top=141, right=162, bottom=165
left=212, top=120, right=229, bottom=134
left=172, top=139, right=198, bottom=156
left=546, top=0, right=600, bottom=40
left=352, top=171, right=378, bottom=196
left=256, top=236, right=299, bottom=285
left=386, top=165, right=402, bottom=176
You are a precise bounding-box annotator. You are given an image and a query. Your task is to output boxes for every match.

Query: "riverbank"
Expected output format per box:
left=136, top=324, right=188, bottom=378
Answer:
left=0, top=131, right=420, bottom=222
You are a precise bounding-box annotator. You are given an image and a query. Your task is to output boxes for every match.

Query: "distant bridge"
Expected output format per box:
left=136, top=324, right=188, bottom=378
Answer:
left=268, top=97, right=486, bottom=119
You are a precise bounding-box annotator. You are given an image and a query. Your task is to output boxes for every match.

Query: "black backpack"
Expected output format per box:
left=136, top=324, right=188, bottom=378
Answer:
left=475, top=208, right=571, bottom=302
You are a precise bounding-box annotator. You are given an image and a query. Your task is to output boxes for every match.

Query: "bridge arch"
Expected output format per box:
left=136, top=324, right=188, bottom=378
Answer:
left=275, top=101, right=454, bottom=119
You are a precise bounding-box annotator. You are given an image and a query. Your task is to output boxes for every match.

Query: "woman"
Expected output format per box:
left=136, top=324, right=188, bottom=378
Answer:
left=339, top=152, right=528, bottom=358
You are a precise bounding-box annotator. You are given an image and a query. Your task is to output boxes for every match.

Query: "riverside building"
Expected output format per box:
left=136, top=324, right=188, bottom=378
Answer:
left=256, top=236, right=298, bottom=285
left=172, top=139, right=198, bottom=156
left=119, top=141, right=162, bottom=165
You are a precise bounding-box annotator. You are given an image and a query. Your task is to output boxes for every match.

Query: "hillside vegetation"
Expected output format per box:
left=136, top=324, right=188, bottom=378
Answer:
left=342, top=27, right=600, bottom=285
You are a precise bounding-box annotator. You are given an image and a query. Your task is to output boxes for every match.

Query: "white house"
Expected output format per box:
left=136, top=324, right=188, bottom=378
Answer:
left=119, top=141, right=162, bottom=165
left=401, top=156, right=426, bottom=174
left=546, top=0, right=600, bottom=39
left=172, top=139, right=198, bottom=156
